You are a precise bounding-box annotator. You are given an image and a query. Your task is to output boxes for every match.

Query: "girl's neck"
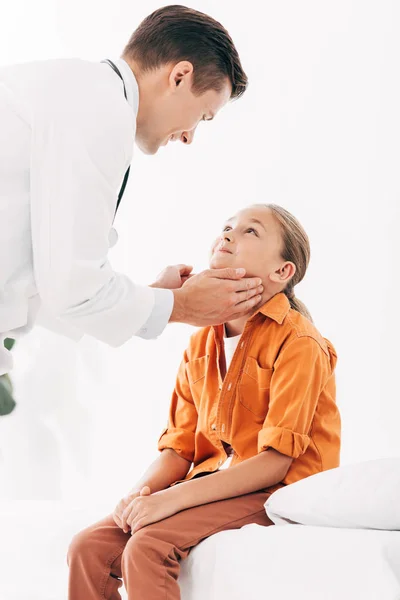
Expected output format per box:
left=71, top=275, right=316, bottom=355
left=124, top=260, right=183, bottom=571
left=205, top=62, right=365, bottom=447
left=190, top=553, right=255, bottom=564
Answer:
left=224, top=291, right=275, bottom=337
left=224, top=318, right=246, bottom=338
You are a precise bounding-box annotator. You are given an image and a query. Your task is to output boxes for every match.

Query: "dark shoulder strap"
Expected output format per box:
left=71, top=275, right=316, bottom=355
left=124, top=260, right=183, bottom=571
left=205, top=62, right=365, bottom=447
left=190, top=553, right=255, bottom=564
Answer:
left=101, top=59, right=131, bottom=218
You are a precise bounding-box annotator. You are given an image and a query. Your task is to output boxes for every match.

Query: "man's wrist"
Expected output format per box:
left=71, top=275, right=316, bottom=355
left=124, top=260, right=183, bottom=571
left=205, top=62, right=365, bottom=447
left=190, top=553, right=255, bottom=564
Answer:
left=170, top=288, right=187, bottom=324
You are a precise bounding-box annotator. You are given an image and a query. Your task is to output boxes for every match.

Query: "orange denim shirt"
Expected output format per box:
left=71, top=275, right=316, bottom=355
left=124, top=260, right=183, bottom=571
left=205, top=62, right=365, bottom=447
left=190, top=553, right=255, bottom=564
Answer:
left=158, top=292, right=341, bottom=485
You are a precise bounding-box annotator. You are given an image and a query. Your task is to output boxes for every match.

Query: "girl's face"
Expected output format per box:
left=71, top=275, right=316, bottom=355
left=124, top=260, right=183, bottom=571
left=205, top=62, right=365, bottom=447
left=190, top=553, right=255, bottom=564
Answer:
left=209, top=205, right=295, bottom=295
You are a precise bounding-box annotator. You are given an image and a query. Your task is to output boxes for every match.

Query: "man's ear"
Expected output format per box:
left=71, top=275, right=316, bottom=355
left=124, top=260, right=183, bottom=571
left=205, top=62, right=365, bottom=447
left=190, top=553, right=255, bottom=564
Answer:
left=269, top=261, right=296, bottom=285
left=169, top=61, right=194, bottom=89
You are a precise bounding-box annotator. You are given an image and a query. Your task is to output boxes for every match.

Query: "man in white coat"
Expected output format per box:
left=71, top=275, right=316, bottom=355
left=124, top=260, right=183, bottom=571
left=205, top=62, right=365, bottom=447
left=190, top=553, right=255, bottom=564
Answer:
left=0, top=5, right=263, bottom=375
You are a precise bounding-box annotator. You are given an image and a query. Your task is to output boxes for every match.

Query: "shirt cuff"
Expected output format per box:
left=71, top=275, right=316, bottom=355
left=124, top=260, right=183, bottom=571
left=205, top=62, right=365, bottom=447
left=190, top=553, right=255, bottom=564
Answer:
left=258, top=426, right=311, bottom=459
left=136, top=287, right=174, bottom=340
left=158, top=427, right=196, bottom=463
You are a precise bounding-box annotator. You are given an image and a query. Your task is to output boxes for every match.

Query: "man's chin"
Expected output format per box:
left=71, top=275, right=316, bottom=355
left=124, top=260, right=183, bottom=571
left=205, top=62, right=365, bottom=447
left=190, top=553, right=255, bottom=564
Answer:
left=135, top=137, right=160, bottom=156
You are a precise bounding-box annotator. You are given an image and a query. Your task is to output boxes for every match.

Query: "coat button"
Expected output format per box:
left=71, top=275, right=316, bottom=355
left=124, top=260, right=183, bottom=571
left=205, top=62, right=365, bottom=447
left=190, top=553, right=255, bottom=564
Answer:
left=108, top=227, right=119, bottom=247
left=211, top=424, right=217, bottom=431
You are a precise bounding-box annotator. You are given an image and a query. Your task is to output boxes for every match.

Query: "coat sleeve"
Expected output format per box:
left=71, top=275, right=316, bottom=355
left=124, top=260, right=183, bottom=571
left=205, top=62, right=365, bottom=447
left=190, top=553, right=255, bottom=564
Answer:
left=29, top=79, right=157, bottom=347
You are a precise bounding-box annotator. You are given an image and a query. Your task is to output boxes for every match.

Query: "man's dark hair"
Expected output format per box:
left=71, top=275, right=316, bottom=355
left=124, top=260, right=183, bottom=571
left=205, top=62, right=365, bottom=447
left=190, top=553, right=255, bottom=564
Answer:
left=122, top=5, right=248, bottom=99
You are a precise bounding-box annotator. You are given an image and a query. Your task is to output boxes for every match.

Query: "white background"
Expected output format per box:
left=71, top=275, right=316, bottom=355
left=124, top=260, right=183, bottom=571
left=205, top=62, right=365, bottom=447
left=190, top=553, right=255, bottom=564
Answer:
left=0, top=0, right=399, bottom=596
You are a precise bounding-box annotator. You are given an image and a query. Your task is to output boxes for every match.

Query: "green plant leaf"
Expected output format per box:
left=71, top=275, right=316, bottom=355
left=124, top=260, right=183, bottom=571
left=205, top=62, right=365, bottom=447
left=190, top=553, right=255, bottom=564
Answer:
left=0, top=374, right=16, bottom=416
left=4, top=338, right=15, bottom=351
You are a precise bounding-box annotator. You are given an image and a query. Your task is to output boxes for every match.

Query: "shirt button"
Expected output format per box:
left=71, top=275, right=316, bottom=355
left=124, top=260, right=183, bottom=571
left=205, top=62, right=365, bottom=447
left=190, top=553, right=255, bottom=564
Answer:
left=211, top=424, right=217, bottom=431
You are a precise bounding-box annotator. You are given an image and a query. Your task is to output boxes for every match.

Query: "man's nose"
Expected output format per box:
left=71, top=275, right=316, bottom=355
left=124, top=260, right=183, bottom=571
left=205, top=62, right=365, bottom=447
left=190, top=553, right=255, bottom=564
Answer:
left=180, top=127, right=196, bottom=145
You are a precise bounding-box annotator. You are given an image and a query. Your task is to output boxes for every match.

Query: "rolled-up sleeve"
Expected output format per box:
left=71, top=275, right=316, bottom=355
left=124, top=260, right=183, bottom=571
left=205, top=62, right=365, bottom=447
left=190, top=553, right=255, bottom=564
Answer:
left=29, top=80, right=156, bottom=347
left=158, top=349, right=198, bottom=462
left=258, top=335, right=330, bottom=459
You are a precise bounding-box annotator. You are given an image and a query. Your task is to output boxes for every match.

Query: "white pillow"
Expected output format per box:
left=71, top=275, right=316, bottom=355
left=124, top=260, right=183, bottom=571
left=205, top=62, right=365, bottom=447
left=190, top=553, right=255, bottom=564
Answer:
left=265, top=457, right=400, bottom=530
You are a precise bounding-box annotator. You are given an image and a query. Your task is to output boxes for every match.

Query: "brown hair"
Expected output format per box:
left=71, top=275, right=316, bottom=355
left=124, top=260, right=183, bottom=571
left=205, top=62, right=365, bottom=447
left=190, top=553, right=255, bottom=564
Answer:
left=121, top=5, right=248, bottom=99
left=263, top=204, right=313, bottom=322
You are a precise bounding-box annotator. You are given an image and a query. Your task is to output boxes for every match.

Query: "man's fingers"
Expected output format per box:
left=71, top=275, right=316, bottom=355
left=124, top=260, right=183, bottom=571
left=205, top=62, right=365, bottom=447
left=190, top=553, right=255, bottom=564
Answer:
left=234, top=286, right=263, bottom=304
left=176, top=264, right=193, bottom=276
left=230, top=277, right=263, bottom=292
left=231, top=295, right=263, bottom=316
left=236, top=294, right=263, bottom=309
left=207, top=267, right=246, bottom=280
left=206, top=268, right=262, bottom=291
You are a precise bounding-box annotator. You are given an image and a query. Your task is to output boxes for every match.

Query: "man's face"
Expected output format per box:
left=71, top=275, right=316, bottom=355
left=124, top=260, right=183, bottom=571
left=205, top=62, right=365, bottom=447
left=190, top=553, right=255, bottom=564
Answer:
left=135, top=61, right=232, bottom=155
left=209, top=206, right=287, bottom=289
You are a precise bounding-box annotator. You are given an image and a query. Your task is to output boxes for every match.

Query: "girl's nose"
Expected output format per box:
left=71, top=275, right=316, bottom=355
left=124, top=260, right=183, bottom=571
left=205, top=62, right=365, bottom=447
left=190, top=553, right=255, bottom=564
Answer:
left=223, top=232, right=232, bottom=242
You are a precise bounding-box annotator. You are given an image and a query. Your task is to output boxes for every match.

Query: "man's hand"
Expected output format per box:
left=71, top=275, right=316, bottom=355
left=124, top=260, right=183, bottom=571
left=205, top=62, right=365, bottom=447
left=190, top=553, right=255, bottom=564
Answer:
left=113, top=486, right=151, bottom=533
left=150, top=264, right=193, bottom=290
left=170, top=268, right=264, bottom=327
left=122, top=488, right=180, bottom=535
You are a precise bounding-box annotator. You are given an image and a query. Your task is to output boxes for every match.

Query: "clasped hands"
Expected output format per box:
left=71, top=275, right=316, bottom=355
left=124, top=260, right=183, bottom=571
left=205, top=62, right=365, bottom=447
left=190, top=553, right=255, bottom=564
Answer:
left=113, top=486, right=180, bottom=535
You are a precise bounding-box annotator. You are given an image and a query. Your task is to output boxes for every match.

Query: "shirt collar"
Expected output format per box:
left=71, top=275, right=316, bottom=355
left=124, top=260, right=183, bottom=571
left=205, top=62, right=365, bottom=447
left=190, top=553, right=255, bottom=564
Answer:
left=213, top=292, right=291, bottom=340
left=111, top=58, right=140, bottom=116
left=256, top=292, right=291, bottom=324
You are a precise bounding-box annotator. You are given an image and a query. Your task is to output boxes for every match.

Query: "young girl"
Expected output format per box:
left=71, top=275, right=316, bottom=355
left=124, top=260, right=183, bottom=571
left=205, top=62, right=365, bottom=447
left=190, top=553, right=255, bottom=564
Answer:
left=68, top=204, right=341, bottom=600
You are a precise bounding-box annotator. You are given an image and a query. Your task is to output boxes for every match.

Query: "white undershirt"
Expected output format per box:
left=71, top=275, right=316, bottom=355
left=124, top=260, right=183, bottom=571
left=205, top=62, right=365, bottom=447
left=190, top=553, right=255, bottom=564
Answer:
left=218, top=327, right=242, bottom=470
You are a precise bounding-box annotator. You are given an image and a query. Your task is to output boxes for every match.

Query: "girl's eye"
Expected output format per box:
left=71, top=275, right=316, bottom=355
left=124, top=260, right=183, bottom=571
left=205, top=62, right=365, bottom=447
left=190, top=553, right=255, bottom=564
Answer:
left=223, top=226, right=231, bottom=232
left=246, top=228, right=258, bottom=236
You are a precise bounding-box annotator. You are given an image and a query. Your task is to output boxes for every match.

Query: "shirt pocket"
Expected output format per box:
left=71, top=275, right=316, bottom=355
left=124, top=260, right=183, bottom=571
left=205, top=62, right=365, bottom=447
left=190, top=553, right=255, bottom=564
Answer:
left=238, top=356, right=273, bottom=421
left=186, top=355, right=208, bottom=408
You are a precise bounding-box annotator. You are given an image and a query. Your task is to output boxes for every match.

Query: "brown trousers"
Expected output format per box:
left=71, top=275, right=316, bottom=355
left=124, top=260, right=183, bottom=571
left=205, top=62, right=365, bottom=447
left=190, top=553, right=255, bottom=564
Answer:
left=67, top=485, right=279, bottom=600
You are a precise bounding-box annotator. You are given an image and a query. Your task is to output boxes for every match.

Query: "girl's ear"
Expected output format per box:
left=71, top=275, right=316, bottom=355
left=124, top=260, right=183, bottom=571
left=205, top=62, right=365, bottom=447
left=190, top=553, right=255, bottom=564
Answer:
left=269, top=261, right=296, bottom=284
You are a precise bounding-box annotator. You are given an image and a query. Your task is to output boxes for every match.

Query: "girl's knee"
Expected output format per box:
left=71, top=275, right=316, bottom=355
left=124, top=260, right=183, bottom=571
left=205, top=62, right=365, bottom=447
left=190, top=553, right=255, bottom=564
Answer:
left=123, top=527, right=163, bottom=564
left=67, top=526, right=96, bottom=566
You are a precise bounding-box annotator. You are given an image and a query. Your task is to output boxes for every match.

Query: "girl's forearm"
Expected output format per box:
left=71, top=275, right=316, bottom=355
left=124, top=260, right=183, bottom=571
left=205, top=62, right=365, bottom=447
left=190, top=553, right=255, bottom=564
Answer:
left=130, top=449, right=191, bottom=495
left=162, top=449, right=292, bottom=510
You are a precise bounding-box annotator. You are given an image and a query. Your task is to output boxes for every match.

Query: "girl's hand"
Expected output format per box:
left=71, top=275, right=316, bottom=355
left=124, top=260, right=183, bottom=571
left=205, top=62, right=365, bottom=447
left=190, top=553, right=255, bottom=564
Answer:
left=122, top=489, right=180, bottom=535
left=115, top=486, right=151, bottom=533
left=149, top=264, right=194, bottom=290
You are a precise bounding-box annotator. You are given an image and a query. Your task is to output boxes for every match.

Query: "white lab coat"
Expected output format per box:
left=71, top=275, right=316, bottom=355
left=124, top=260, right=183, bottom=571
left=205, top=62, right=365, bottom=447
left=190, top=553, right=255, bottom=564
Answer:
left=0, top=57, right=173, bottom=374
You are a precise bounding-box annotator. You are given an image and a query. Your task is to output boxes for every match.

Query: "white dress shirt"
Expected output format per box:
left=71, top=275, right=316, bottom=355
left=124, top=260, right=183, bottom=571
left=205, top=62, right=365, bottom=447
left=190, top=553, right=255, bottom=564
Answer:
left=0, top=57, right=174, bottom=373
